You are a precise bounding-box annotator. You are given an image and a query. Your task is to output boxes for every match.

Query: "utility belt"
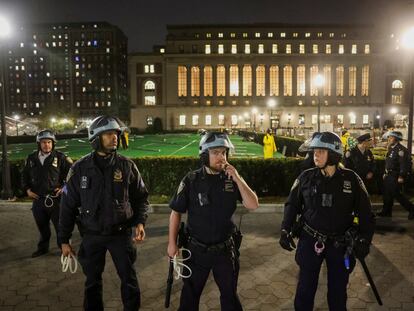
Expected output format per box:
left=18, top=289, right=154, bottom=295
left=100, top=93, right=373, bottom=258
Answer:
left=303, top=223, right=347, bottom=246
left=83, top=225, right=132, bottom=236
left=188, top=235, right=234, bottom=253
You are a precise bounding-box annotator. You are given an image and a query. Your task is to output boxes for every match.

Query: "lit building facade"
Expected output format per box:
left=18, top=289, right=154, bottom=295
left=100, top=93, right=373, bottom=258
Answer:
left=130, top=23, right=411, bottom=131
left=2, top=22, right=128, bottom=121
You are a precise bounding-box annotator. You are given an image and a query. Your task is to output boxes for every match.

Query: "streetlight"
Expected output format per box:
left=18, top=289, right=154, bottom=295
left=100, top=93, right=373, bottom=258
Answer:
left=401, top=26, right=414, bottom=153
left=0, top=16, right=13, bottom=199
left=13, top=114, right=19, bottom=136
left=267, top=98, right=276, bottom=130
left=252, top=107, right=258, bottom=130
left=314, top=74, right=325, bottom=132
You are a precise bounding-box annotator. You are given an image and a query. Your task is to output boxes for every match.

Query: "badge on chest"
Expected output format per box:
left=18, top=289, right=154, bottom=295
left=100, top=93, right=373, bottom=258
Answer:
left=52, top=157, right=58, bottom=167
left=343, top=180, right=352, bottom=193
left=224, top=179, right=234, bottom=192
left=114, top=169, right=123, bottom=182
left=81, top=176, right=89, bottom=189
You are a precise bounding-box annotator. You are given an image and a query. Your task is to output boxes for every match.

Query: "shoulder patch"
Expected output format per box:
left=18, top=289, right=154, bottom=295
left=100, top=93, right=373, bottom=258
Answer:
left=66, top=157, right=73, bottom=164
left=177, top=181, right=186, bottom=195
left=399, top=150, right=405, bottom=157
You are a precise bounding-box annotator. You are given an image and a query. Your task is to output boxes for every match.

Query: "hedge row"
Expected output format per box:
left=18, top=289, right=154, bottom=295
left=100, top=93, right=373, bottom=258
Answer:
left=1, top=156, right=409, bottom=199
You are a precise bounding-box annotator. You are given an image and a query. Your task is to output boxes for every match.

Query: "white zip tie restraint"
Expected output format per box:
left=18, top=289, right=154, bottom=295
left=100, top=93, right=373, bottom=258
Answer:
left=44, top=194, right=58, bottom=208
left=61, top=253, right=78, bottom=274
left=171, top=248, right=192, bottom=280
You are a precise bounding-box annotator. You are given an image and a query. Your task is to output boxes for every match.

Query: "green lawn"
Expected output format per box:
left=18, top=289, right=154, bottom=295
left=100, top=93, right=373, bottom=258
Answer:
left=5, top=133, right=283, bottom=161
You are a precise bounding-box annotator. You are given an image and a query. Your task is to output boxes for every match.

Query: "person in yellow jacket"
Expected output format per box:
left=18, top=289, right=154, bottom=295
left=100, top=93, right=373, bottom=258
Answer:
left=340, top=129, right=350, bottom=152
left=263, top=129, right=277, bottom=159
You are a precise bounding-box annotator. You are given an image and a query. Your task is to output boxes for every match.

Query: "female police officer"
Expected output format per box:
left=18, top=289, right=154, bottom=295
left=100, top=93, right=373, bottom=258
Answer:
left=279, top=131, right=375, bottom=311
left=168, top=131, right=259, bottom=311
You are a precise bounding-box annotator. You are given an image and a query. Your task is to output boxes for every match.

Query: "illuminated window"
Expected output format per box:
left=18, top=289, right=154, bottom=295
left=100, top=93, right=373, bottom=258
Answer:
left=243, top=65, right=252, bottom=96
left=205, top=115, right=212, bottom=125
left=177, top=66, right=187, bottom=96
left=283, top=65, right=292, bottom=96
left=230, top=33, right=236, bottom=38
left=255, top=32, right=261, bottom=38
left=206, top=33, right=211, bottom=38
left=205, top=44, right=211, bottom=54
left=364, top=44, right=370, bottom=54
left=310, top=65, right=319, bottom=96
left=192, top=115, right=199, bottom=125
left=231, top=115, right=238, bottom=125
left=326, top=44, right=331, bottom=54
left=363, top=115, right=369, bottom=125
left=231, top=44, right=237, bottom=54
left=256, top=65, right=265, bottom=96
left=323, top=65, right=331, bottom=96
left=305, top=32, right=311, bottom=37
left=179, top=115, right=186, bottom=126
left=230, top=65, right=239, bottom=96
left=312, top=115, right=317, bottom=124
left=243, top=33, right=248, bottom=38
left=286, top=44, right=291, bottom=54
left=297, top=65, right=306, bottom=96
left=218, top=44, right=224, bottom=54
left=150, top=64, right=155, bottom=73
left=280, top=32, right=286, bottom=38
left=313, top=44, right=318, bottom=54
left=191, top=66, right=200, bottom=96
left=351, top=44, right=357, bottom=54
left=218, top=33, right=223, bottom=38
left=218, top=114, right=225, bottom=126
left=216, top=65, right=226, bottom=96
left=144, top=96, right=156, bottom=106
left=244, top=44, right=250, bottom=54
left=258, top=44, right=264, bottom=54
left=349, top=66, right=357, bottom=96
left=339, top=44, right=344, bottom=54
left=361, top=65, right=369, bottom=96
left=269, top=65, right=279, bottom=96
left=392, top=95, right=402, bottom=104
left=204, top=66, right=213, bottom=96
left=272, top=44, right=278, bottom=54
left=145, top=81, right=155, bottom=90
left=337, top=115, right=344, bottom=124
left=392, top=80, right=403, bottom=89
left=350, top=114, right=356, bottom=124
left=267, top=32, right=273, bottom=38
left=336, top=66, right=344, bottom=96
left=299, top=44, right=305, bottom=54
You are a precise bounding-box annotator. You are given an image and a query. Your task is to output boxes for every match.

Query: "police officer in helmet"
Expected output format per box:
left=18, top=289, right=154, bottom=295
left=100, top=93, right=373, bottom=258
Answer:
left=168, top=131, right=259, bottom=311
left=279, top=132, right=375, bottom=310
left=22, top=129, right=73, bottom=257
left=378, top=131, right=414, bottom=219
left=59, top=116, right=149, bottom=311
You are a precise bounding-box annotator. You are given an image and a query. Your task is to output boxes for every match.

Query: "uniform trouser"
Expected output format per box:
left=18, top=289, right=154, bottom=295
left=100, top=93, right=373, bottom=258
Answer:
left=31, top=198, right=61, bottom=251
left=178, top=244, right=242, bottom=311
left=382, top=175, right=414, bottom=215
left=294, top=234, right=356, bottom=311
left=78, top=233, right=140, bottom=311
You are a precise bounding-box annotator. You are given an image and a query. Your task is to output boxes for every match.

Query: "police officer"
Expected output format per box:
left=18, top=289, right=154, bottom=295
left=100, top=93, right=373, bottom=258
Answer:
left=168, top=132, right=259, bottom=311
left=59, top=116, right=149, bottom=311
left=298, top=132, right=320, bottom=173
left=279, top=132, right=375, bottom=311
left=378, top=131, right=414, bottom=219
left=343, top=133, right=375, bottom=184
left=22, top=129, right=73, bottom=257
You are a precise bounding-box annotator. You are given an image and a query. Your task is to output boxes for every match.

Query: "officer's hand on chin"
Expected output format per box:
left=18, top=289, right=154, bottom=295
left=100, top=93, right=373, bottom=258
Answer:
left=27, top=189, right=39, bottom=200
left=279, top=229, right=296, bottom=251
left=398, top=176, right=404, bottom=183
left=224, top=163, right=241, bottom=182
left=61, top=243, right=75, bottom=257
left=167, top=243, right=179, bottom=258
left=354, top=239, right=370, bottom=259
left=133, top=224, right=145, bottom=243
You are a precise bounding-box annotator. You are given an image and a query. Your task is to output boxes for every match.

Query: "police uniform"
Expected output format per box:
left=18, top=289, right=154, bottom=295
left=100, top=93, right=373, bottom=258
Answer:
left=282, top=167, right=375, bottom=310
left=343, top=136, right=375, bottom=183
left=170, top=167, right=243, bottom=311
left=381, top=141, right=414, bottom=218
left=22, top=149, right=72, bottom=254
left=59, top=151, right=149, bottom=311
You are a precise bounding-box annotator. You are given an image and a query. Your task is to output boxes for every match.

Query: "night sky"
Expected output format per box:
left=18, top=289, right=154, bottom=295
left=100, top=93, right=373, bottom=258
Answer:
left=0, top=0, right=404, bottom=52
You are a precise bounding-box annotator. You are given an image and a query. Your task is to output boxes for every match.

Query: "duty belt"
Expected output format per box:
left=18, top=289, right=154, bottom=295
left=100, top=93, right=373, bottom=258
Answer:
left=188, top=236, right=234, bottom=253
left=303, top=222, right=346, bottom=244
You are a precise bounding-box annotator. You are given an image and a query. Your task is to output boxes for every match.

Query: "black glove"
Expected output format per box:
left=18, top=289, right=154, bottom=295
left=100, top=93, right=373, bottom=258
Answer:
left=279, top=229, right=296, bottom=251
left=354, top=238, right=370, bottom=259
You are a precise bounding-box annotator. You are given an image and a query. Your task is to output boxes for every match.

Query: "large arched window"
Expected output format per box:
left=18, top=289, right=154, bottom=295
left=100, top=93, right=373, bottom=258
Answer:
left=144, top=80, right=155, bottom=91
left=392, top=80, right=403, bottom=90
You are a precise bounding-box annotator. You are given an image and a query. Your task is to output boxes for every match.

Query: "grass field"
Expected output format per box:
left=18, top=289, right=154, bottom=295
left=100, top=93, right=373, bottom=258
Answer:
left=5, top=133, right=283, bottom=161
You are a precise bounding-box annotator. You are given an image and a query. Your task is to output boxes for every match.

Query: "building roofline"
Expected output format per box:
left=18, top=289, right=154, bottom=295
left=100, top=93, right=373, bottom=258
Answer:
left=166, top=23, right=375, bottom=30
